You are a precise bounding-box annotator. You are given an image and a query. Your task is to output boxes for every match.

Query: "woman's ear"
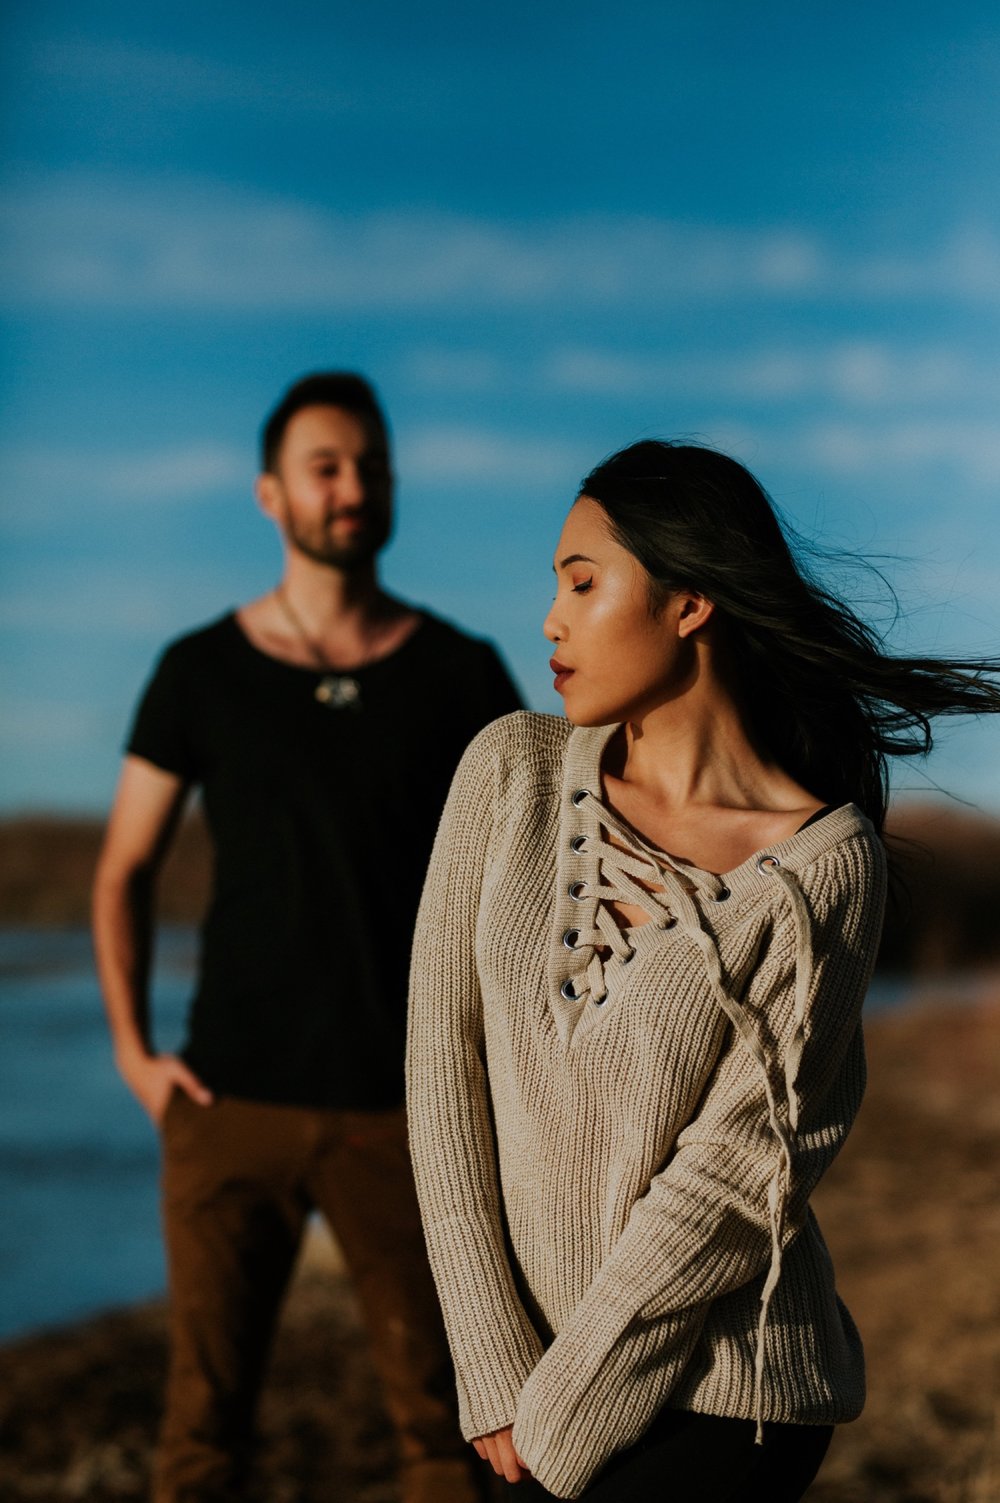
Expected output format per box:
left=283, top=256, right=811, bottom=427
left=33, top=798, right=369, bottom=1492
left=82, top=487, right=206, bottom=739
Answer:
left=675, top=592, right=715, bottom=638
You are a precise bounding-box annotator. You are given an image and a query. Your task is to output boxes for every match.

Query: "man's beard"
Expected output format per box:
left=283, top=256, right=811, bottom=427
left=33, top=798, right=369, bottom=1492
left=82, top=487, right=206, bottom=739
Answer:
left=283, top=510, right=390, bottom=570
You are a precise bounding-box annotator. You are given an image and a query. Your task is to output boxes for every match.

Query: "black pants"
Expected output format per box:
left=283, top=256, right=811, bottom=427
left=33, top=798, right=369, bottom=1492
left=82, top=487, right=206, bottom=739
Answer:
left=506, top=1410, right=833, bottom=1502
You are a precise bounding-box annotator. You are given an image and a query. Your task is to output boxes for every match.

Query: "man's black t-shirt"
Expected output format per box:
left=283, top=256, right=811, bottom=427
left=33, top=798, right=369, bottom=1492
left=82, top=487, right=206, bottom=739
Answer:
left=127, top=611, right=521, bottom=1109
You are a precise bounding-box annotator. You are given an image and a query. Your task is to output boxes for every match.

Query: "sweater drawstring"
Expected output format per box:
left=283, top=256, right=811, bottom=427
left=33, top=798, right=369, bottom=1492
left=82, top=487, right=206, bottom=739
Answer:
left=571, top=794, right=815, bottom=1443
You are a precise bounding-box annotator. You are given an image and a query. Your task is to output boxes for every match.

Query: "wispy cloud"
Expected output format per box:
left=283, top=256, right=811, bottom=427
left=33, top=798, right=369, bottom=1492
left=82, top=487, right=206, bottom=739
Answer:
left=408, top=340, right=990, bottom=407
left=0, top=427, right=579, bottom=523
left=6, top=173, right=1000, bottom=313
left=0, top=443, right=246, bottom=526
left=400, top=426, right=583, bottom=487
left=541, top=342, right=987, bottom=407
left=853, top=229, right=1000, bottom=301
left=3, top=413, right=997, bottom=535
left=400, top=340, right=1000, bottom=490
left=0, top=570, right=232, bottom=635
left=102, top=444, right=245, bottom=499
left=396, top=339, right=1000, bottom=502
left=667, top=414, right=1000, bottom=496
left=788, top=416, right=1000, bottom=485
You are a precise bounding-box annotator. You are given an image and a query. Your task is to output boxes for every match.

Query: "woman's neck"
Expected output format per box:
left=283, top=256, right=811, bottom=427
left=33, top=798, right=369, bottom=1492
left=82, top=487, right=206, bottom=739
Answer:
left=607, top=680, right=809, bottom=817
left=599, top=690, right=826, bottom=874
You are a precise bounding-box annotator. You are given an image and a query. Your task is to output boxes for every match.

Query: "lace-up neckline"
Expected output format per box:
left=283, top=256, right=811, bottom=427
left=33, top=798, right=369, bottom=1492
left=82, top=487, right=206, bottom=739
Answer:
left=550, top=721, right=860, bottom=1442
left=560, top=791, right=732, bottom=1007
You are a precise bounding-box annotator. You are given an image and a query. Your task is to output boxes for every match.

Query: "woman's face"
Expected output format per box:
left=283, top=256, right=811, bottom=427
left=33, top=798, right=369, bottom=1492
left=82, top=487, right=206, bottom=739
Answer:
left=543, top=496, right=709, bottom=726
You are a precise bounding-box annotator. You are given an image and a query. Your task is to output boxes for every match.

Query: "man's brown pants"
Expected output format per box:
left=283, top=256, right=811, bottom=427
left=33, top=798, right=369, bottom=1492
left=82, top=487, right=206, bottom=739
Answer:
left=154, top=1093, right=480, bottom=1503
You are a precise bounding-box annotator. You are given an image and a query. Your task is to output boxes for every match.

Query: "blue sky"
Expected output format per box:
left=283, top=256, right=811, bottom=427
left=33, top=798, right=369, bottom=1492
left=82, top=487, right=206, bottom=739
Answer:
left=3, top=1, right=1000, bottom=812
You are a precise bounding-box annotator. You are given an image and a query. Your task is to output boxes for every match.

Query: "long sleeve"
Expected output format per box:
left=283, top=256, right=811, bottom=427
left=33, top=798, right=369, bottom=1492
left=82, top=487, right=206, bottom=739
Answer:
left=406, top=719, right=545, bottom=1439
left=512, top=833, right=886, bottom=1497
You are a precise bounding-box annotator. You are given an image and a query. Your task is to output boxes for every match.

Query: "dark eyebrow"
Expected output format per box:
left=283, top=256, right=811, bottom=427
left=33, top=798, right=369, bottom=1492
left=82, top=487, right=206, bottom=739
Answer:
left=553, top=552, right=597, bottom=572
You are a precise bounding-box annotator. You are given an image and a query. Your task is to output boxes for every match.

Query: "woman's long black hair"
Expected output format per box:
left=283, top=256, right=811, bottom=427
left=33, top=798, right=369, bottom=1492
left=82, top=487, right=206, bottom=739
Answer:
left=582, top=440, right=1000, bottom=833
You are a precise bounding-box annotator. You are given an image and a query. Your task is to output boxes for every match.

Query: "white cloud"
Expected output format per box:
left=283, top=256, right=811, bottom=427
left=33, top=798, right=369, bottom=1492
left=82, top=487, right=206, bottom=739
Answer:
left=7, top=172, right=1000, bottom=314
left=855, top=227, right=1000, bottom=300
left=0, top=424, right=578, bottom=535
left=790, top=417, right=1000, bottom=484
left=103, top=444, right=247, bottom=499
left=542, top=341, right=989, bottom=407
left=0, top=576, right=214, bottom=635
left=399, top=425, right=583, bottom=487
left=0, top=443, right=246, bottom=524
left=667, top=413, right=1000, bottom=503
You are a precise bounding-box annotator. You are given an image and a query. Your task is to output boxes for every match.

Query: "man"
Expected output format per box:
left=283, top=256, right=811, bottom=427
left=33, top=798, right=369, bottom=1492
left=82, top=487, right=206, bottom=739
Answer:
left=93, top=372, right=521, bottom=1503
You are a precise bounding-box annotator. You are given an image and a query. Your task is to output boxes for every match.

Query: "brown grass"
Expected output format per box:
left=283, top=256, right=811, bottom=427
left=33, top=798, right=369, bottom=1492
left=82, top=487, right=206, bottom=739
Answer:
left=0, top=997, right=997, bottom=1501
left=807, top=994, right=1000, bottom=1503
left=0, top=813, right=212, bottom=926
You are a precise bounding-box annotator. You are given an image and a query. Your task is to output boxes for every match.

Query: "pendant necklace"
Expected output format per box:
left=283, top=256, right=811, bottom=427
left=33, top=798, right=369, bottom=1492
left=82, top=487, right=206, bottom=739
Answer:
left=274, top=584, right=371, bottom=710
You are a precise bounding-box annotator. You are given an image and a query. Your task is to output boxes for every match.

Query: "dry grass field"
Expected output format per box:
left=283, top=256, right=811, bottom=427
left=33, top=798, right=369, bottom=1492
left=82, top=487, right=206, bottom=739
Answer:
left=2, top=804, right=997, bottom=1498
left=0, top=813, right=213, bottom=927
left=808, top=994, right=1000, bottom=1503
left=0, top=994, right=996, bottom=1502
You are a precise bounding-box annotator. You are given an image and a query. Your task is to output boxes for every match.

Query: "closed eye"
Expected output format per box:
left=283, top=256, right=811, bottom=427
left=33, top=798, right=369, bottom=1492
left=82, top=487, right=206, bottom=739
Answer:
left=572, top=578, right=594, bottom=594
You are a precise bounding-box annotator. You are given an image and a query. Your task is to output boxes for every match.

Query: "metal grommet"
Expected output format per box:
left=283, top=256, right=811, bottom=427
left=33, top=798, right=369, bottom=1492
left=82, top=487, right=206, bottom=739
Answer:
left=757, top=855, right=781, bottom=873
left=568, top=881, right=588, bottom=902
left=592, top=993, right=608, bottom=1007
left=562, top=928, right=580, bottom=950
left=713, top=886, right=731, bottom=902
left=656, top=916, right=676, bottom=930
left=560, top=978, right=578, bottom=1001
left=570, top=835, right=588, bottom=854
left=571, top=788, right=590, bottom=807
left=622, top=947, right=636, bottom=964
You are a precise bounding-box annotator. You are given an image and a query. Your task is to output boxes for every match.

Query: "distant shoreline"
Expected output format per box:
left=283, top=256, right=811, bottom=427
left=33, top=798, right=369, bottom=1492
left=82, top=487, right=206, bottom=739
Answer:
left=0, top=813, right=212, bottom=927
left=5, top=802, right=1000, bottom=974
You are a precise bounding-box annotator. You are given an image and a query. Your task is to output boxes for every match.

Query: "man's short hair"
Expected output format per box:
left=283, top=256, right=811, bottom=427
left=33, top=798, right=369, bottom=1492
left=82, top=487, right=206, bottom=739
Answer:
left=260, top=372, right=390, bottom=473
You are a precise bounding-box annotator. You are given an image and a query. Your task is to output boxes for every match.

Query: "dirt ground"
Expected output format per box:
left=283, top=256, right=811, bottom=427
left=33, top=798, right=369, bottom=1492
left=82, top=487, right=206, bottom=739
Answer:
left=0, top=995, right=997, bottom=1503
left=807, top=993, right=1000, bottom=1503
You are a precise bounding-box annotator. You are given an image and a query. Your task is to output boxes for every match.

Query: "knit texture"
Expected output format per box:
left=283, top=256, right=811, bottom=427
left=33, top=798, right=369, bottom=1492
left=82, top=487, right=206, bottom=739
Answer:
left=406, top=711, right=887, bottom=1499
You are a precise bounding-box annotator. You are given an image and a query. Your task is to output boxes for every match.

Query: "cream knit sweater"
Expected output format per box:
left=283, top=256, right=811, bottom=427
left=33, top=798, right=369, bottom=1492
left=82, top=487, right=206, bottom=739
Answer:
left=406, top=711, right=887, bottom=1499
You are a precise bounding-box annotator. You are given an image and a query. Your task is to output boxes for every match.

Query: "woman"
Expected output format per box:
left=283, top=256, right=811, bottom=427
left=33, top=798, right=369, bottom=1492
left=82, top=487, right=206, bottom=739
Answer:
left=405, top=441, right=1000, bottom=1502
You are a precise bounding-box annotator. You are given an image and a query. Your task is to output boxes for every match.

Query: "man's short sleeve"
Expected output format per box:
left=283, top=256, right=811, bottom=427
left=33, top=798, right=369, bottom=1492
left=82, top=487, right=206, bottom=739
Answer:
left=125, top=643, right=200, bottom=782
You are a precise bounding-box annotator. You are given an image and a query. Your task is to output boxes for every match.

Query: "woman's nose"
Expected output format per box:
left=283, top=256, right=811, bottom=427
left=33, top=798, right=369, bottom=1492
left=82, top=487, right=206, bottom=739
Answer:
left=542, top=603, right=562, bottom=644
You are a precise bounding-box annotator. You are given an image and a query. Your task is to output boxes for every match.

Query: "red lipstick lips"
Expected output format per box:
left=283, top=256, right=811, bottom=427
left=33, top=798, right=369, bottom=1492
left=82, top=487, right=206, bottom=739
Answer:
left=549, top=657, right=573, bottom=693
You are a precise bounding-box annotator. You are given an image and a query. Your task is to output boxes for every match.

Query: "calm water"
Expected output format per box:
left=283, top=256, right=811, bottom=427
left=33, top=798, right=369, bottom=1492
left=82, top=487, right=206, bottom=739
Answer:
left=0, top=927, right=983, bottom=1343
left=0, top=927, right=193, bottom=1341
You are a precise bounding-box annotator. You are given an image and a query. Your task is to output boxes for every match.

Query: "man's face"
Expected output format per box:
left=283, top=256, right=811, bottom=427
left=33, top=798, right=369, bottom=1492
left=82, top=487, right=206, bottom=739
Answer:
left=258, top=404, right=393, bottom=568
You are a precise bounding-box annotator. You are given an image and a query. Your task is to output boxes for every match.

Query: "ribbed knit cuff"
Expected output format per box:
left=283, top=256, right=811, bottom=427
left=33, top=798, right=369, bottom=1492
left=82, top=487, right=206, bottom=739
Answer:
left=511, top=1328, right=658, bottom=1498
left=455, top=1337, right=540, bottom=1442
